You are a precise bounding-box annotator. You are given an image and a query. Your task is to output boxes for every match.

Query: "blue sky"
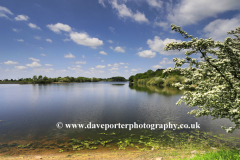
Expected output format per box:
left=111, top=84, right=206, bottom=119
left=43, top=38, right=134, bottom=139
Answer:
left=1, top=0, right=240, bottom=79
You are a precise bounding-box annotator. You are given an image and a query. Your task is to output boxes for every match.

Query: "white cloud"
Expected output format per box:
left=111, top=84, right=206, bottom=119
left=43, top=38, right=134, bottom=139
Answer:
left=26, top=62, right=41, bottom=67
left=125, top=70, right=128, bottom=72
left=5, top=69, right=9, bottom=72
left=0, top=6, right=13, bottom=20
left=203, top=15, right=240, bottom=41
left=112, top=46, right=125, bottom=53
left=45, top=64, right=53, bottom=66
left=34, top=36, right=41, bottom=40
left=17, top=39, right=24, bottom=42
left=63, top=38, right=70, bottom=42
left=113, top=63, right=119, bottom=67
left=137, top=47, right=143, bottom=51
left=34, top=68, right=54, bottom=72
left=68, top=67, right=83, bottom=72
left=109, top=26, right=115, bottom=33
left=70, top=31, right=103, bottom=48
left=28, top=23, right=41, bottom=30
left=82, top=55, right=85, bottom=58
left=99, top=51, right=107, bottom=55
left=99, top=70, right=105, bottom=73
left=110, top=0, right=148, bottom=23
left=107, top=40, right=113, bottom=43
left=119, top=62, right=125, bottom=65
left=147, top=36, right=183, bottom=55
left=12, top=28, right=20, bottom=32
left=40, top=54, right=46, bottom=56
left=101, top=60, right=104, bottom=62
left=154, top=21, right=169, bottom=30
left=147, top=0, right=163, bottom=8
left=64, top=52, right=75, bottom=58
left=159, top=58, right=174, bottom=65
left=46, top=39, right=52, bottom=43
left=15, top=66, right=27, bottom=69
left=136, top=50, right=156, bottom=58
left=4, top=60, right=19, bottom=65
left=152, top=65, right=163, bottom=69
left=126, top=63, right=129, bottom=65
left=107, top=64, right=112, bottom=67
left=15, top=15, right=29, bottom=21
left=98, top=0, right=106, bottom=7
left=75, top=65, right=81, bottom=68
left=167, top=0, right=240, bottom=26
left=29, top=57, right=40, bottom=62
left=124, top=66, right=128, bottom=68
left=76, top=61, right=86, bottom=64
left=109, top=67, right=119, bottom=71
left=133, top=11, right=149, bottom=23
left=96, top=65, right=106, bottom=69
left=47, top=23, right=72, bottom=34
left=131, top=69, right=138, bottom=71
left=39, top=47, right=43, bottom=50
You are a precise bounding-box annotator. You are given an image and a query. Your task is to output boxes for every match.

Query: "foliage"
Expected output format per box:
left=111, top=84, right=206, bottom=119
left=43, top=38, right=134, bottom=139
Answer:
left=164, top=24, right=240, bottom=133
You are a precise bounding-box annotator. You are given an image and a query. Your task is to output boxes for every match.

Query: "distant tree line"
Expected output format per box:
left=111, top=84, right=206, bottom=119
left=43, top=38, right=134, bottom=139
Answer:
left=99, top=76, right=127, bottom=82
left=0, top=76, right=127, bottom=84
left=128, top=69, right=184, bottom=87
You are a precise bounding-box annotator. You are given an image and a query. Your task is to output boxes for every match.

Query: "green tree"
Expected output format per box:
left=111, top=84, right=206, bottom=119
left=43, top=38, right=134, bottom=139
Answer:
left=164, top=24, right=240, bottom=133
left=38, top=75, right=43, bottom=80
left=33, top=75, right=37, bottom=81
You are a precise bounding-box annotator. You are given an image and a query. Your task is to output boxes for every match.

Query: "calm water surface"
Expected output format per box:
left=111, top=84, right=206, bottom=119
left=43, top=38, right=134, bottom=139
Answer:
left=0, top=82, right=239, bottom=145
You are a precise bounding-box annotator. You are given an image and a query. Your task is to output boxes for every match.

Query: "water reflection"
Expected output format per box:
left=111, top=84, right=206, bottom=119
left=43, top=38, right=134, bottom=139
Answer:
left=129, top=84, right=184, bottom=96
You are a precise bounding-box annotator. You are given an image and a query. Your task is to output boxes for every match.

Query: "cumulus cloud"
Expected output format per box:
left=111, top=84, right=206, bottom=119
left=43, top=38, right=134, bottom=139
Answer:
left=147, top=0, right=163, bottom=8
left=112, top=46, right=125, bottom=53
left=28, top=23, right=41, bottom=30
left=45, top=64, right=53, bottom=66
left=40, top=54, right=46, bottom=56
left=136, top=50, right=156, bottom=58
left=99, top=51, right=107, bottom=55
left=15, top=15, right=29, bottom=21
left=154, top=21, right=169, bottom=30
left=82, top=55, right=85, bottom=58
left=15, top=66, right=27, bottom=69
left=70, top=32, right=103, bottom=48
left=110, top=0, right=148, bottom=23
left=76, top=61, right=86, bottom=64
left=96, top=65, right=106, bottom=69
left=152, top=64, right=163, bottom=69
left=64, top=52, right=75, bottom=58
left=167, top=0, right=240, bottom=26
left=119, top=62, right=125, bottom=65
left=0, top=6, right=13, bottom=20
left=34, top=36, right=41, bottom=40
left=46, top=39, right=52, bottom=43
left=98, top=0, right=106, bottom=7
left=109, top=26, right=115, bottom=33
left=12, top=28, right=20, bottom=32
left=147, top=36, right=183, bottom=55
left=124, top=66, right=128, bottom=68
left=131, top=69, right=138, bottom=71
left=107, top=64, right=112, bottom=67
left=46, top=23, right=72, bottom=34
left=159, top=58, right=174, bottom=65
left=101, top=60, right=104, bottom=62
left=113, top=63, right=119, bottom=67
left=109, top=67, right=119, bottom=71
left=75, top=65, right=81, bottom=68
left=4, top=60, right=19, bottom=65
left=17, top=39, right=24, bottom=42
left=26, top=62, right=41, bottom=67
left=107, top=40, right=113, bottom=43
left=29, top=57, right=40, bottom=62
left=203, top=15, right=240, bottom=41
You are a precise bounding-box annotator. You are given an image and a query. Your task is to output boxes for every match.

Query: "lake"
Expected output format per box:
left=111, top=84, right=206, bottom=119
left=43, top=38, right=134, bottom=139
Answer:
left=0, top=82, right=240, bottom=154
